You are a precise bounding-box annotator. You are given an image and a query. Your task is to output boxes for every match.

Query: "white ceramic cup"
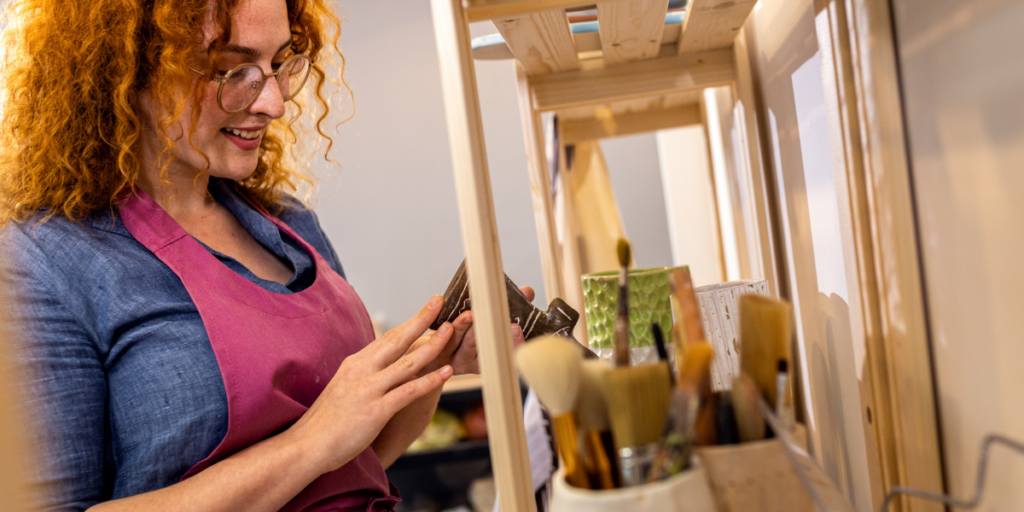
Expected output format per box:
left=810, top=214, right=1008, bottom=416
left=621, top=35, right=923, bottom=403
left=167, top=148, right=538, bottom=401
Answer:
left=549, top=457, right=717, bottom=512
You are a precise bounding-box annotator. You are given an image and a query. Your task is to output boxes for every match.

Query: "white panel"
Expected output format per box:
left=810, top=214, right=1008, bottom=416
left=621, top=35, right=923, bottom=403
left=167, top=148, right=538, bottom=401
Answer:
left=656, top=126, right=725, bottom=287
left=894, top=0, right=1024, bottom=508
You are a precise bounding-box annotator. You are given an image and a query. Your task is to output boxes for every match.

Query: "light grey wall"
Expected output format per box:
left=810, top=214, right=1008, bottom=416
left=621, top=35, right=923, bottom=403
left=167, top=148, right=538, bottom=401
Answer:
left=600, top=135, right=673, bottom=270
left=310, top=2, right=670, bottom=329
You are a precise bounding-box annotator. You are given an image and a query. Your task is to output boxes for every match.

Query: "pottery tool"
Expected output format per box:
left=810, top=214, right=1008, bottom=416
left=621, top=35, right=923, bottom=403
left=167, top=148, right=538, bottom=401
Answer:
left=732, top=372, right=766, bottom=442
left=614, top=239, right=631, bottom=367
left=651, top=323, right=674, bottom=386
left=668, top=268, right=706, bottom=376
left=602, top=362, right=672, bottom=486
left=431, top=259, right=595, bottom=358
left=577, top=359, right=617, bottom=489
left=738, top=294, right=792, bottom=407
left=776, top=359, right=795, bottom=429
left=515, top=335, right=589, bottom=489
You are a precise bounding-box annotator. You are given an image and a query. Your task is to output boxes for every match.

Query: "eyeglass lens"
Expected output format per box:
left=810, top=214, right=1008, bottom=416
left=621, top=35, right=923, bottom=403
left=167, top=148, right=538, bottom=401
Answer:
left=220, top=56, right=311, bottom=112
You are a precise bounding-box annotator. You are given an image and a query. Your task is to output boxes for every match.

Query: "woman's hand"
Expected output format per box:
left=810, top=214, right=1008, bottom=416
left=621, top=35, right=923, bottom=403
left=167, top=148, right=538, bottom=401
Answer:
left=286, top=295, right=455, bottom=474
left=419, top=286, right=535, bottom=376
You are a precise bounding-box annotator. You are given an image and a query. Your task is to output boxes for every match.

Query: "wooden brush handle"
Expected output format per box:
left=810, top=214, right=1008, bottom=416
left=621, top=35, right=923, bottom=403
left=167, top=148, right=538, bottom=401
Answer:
left=583, top=431, right=615, bottom=490
left=671, top=268, right=705, bottom=344
left=553, top=414, right=591, bottom=489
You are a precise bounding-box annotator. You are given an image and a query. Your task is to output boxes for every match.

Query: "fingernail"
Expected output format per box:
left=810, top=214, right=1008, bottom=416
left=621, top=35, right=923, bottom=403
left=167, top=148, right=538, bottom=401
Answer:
left=511, top=324, right=524, bottom=340
left=439, top=323, right=452, bottom=336
left=441, top=365, right=453, bottom=377
left=429, top=295, right=442, bottom=308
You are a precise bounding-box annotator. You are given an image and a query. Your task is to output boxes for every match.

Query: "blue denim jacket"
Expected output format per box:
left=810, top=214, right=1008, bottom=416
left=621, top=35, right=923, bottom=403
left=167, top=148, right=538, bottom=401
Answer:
left=2, top=180, right=344, bottom=511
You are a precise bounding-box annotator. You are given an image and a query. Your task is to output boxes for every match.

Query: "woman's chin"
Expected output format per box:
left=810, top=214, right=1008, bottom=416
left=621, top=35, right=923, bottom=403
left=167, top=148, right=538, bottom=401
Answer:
left=208, top=163, right=259, bottom=182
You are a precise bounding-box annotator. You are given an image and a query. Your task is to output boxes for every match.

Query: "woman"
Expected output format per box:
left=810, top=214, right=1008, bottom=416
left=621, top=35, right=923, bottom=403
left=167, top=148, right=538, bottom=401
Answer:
left=0, top=0, right=529, bottom=510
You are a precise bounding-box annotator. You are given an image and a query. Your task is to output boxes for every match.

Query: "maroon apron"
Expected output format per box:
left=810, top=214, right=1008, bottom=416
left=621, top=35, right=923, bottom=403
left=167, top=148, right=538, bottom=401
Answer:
left=119, top=189, right=400, bottom=512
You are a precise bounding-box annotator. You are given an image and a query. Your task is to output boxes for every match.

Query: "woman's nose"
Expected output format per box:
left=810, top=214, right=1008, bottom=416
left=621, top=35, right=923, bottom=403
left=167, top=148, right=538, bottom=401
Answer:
left=249, top=75, right=286, bottom=119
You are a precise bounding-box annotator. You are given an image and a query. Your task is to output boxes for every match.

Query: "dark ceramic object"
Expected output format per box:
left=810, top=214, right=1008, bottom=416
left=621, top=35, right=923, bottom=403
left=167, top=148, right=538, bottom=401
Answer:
left=432, top=260, right=591, bottom=355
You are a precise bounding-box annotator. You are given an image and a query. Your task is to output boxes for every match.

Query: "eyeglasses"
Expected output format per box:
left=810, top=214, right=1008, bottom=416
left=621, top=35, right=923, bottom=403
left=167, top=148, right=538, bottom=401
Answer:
left=190, top=54, right=313, bottom=114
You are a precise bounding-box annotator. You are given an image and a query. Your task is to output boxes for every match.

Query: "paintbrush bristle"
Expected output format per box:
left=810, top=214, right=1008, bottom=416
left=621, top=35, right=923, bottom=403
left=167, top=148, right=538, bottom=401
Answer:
left=515, top=335, right=583, bottom=416
left=601, top=363, right=672, bottom=450
left=577, top=359, right=613, bottom=432
left=738, top=295, right=792, bottom=407
left=617, top=238, right=631, bottom=268
left=678, top=342, right=713, bottom=398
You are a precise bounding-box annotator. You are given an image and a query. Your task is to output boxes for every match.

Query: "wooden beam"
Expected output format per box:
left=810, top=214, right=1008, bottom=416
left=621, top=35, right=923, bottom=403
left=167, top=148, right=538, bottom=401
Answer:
left=676, top=0, right=757, bottom=54
left=529, top=49, right=736, bottom=112
left=731, top=30, right=781, bottom=299
left=515, top=62, right=566, bottom=304
left=467, top=0, right=610, bottom=23
left=495, top=9, right=580, bottom=74
left=596, top=0, right=671, bottom=64
left=429, top=2, right=537, bottom=512
left=844, top=0, right=945, bottom=509
left=560, top=103, right=701, bottom=143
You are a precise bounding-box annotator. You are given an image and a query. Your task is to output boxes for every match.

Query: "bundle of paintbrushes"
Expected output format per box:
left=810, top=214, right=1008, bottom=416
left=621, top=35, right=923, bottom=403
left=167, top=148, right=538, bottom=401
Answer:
left=515, top=241, right=798, bottom=492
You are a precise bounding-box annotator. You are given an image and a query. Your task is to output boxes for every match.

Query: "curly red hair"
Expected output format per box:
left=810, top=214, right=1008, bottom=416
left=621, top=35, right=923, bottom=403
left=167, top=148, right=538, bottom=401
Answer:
left=0, top=0, right=346, bottom=225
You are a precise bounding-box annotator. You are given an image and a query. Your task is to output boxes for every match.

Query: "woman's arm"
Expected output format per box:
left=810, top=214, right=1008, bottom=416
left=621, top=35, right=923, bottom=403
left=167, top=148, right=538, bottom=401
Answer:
left=89, top=297, right=455, bottom=512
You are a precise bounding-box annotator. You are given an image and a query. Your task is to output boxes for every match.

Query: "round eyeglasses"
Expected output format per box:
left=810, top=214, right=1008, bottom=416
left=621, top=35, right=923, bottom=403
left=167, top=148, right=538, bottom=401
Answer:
left=190, top=54, right=312, bottom=114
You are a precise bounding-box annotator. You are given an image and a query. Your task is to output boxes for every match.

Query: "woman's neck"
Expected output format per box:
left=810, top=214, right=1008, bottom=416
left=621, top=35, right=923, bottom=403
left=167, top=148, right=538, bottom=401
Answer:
left=137, top=160, right=220, bottom=222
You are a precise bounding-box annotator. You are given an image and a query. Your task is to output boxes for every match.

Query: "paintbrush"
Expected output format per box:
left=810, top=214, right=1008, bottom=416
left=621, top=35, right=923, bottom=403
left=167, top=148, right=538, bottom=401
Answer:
left=515, top=335, right=589, bottom=489
left=577, top=359, right=617, bottom=489
left=652, top=323, right=675, bottom=387
left=668, top=268, right=706, bottom=376
left=602, top=362, right=672, bottom=486
left=646, top=323, right=697, bottom=482
left=738, top=294, right=792, bottom=408
left=732, top=371, right=767, bottom=442
left=614, top=239, right=632, bottom=367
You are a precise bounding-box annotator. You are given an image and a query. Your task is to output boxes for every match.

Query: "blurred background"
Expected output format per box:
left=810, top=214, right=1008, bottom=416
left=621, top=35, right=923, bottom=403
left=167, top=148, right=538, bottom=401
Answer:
left=310, top=2, right=673, bottom=330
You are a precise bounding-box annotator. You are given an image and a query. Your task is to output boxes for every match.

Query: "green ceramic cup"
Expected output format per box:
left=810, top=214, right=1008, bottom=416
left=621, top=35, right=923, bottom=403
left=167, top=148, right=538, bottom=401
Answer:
left=581, top=266, right=687, bottom=352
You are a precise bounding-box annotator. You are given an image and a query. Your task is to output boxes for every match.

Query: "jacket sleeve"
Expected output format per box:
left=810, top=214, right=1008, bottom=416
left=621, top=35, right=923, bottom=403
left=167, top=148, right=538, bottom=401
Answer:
left=3, top=228, right=108, bottom=512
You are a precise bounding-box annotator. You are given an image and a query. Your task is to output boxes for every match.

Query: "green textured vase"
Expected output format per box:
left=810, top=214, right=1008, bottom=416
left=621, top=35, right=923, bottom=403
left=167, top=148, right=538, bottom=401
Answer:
left=581, top=266, right=686, bottom=351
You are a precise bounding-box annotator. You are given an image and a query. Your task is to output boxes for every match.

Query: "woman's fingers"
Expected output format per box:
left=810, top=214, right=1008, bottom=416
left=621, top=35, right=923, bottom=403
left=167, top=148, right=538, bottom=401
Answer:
left=380, top=322, right=453, bottom=388
left=520, top=286, right=536, bottom=302
left=383, top=365, right=454, bottom=414
left=367, top=295, right=443, bottom=367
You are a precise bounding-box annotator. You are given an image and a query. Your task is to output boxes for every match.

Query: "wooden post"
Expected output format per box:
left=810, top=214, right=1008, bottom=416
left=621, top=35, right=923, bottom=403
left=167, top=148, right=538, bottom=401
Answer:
left=515, top=62, right=565, bottom=306
left=554, top=122, right=589, bottom=344
left=429, top=1, right=537, bottom=511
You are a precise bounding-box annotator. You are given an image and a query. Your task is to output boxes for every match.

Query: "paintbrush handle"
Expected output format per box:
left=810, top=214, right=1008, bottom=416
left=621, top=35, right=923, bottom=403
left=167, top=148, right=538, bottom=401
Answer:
left=553, top=414, right=591, bottom=489
left=583, top=431, right=616, bottom=490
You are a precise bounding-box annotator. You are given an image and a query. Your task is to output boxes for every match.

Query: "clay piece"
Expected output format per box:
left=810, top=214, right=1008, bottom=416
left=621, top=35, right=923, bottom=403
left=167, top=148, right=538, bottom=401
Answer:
left=432, top=259, right=588, bottom=349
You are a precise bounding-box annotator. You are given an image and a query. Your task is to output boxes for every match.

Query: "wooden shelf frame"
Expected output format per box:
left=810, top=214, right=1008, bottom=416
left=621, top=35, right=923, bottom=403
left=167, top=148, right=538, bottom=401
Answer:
left=429, top=0, right=943, bottom=511
left=431, top=1, right=753, bottom=510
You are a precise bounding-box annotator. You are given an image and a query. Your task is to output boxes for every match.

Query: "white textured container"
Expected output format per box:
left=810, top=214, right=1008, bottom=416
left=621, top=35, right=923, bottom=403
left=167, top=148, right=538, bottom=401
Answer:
left=693, top=279, right=769, bottom=391
left=549, top=458, right=717, bottom=512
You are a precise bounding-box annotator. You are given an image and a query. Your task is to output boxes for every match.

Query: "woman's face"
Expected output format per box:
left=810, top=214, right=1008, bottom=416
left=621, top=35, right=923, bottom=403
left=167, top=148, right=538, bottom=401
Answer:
left=152, top=0, right=293, bottom=182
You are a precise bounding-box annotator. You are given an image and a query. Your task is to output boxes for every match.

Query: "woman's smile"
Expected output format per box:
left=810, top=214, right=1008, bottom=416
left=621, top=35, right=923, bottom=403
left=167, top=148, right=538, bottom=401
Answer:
left=220, top=125, right=267, bottom=150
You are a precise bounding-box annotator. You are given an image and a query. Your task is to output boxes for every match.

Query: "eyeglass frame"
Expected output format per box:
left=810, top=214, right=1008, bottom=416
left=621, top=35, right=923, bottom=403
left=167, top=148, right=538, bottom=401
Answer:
left=188, top=53, right=313, bottom=114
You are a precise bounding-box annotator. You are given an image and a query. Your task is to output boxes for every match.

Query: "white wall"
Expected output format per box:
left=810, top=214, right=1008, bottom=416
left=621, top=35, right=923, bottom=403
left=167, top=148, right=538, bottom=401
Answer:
left=309, top=2, right=670, bottom=329
left=656, top=125, right=724, bottom=287
left=893, top=0, right=1024, bottom=508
